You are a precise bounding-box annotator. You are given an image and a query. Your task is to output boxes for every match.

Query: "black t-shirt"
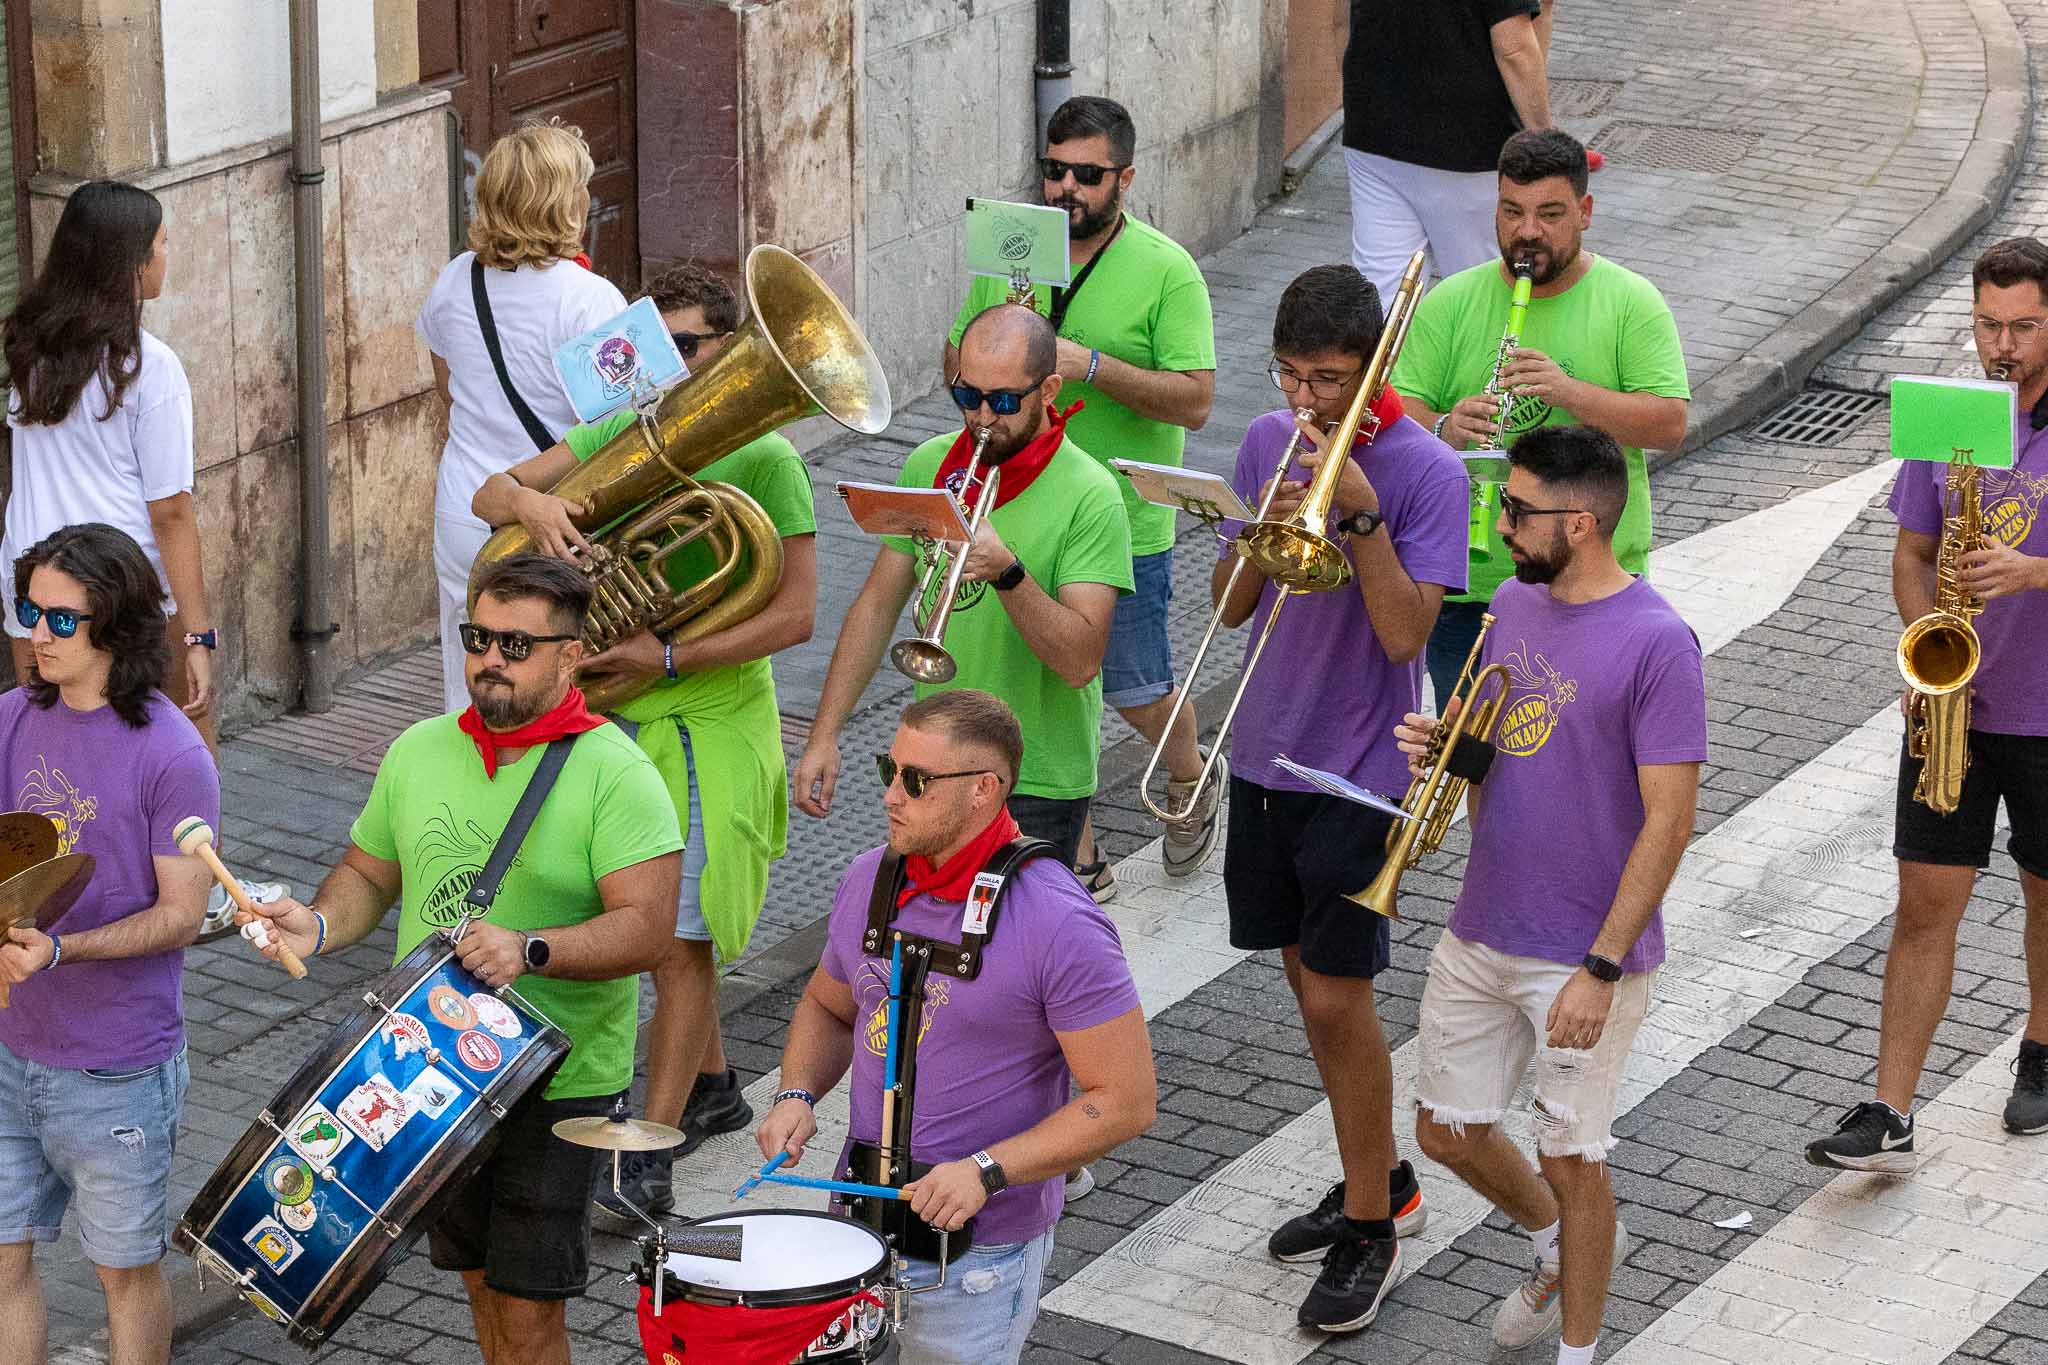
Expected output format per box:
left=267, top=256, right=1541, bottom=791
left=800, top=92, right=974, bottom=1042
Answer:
left=1342, top=0, right=1542, bottom=173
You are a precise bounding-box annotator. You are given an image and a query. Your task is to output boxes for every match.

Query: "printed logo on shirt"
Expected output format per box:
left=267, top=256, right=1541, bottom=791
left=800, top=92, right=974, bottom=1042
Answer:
left=17, top=757, right=96, bottom=855
left=1981, top=467, right=2048, bottom=548
left=413, top=805, right=506, bottom=929
left=858, top=966, right=952, bottom=1059
left=1502, top=356, right=1578, bottom=439
left=1493, top=641, right=1580, bottom=758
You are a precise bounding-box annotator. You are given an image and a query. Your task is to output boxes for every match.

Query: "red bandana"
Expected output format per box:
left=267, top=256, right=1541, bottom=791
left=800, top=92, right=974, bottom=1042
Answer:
left=897, top=806, right=1022, bottom=908
left=1352, top=388, right=1405, bottom=446
left=572, top=252, right=594, bottom=271
left=456, top=687, right=608, bottom=779
left=933, top=400, right=1083, bottom=512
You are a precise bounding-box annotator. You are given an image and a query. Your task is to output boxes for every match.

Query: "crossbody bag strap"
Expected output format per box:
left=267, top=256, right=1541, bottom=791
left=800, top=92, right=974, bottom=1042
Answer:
left=463, top=733, right=581, bottom=915
left=470, top=258, right=558, bottom=453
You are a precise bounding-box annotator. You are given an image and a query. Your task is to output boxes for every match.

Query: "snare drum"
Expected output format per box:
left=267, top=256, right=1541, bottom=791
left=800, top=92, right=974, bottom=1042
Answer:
left=174, top=936, right=568, bottom=1347
left=635, top=1209, right=895, bottom=1364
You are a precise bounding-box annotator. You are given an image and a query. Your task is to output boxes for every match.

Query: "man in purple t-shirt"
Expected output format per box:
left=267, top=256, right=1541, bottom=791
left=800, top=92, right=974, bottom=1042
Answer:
left=1808, top=237, right=2048, bottom=1174
left=1396, top=426, right=1703, bottom=1365
left=1209, top=265, right=1468, bottom=1335
left=0, top=523, right=218, bottom=1365
left=757, top=690, right=1153, bottom=1365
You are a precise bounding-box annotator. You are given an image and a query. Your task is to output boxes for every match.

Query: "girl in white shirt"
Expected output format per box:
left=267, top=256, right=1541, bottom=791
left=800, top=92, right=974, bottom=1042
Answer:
left=416, top=119, right=627, bottom=710
left=2, top=179, right=219, bottom=748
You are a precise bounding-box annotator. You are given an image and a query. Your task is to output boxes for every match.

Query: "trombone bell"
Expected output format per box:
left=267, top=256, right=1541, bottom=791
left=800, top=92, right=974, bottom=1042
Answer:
left=1237, top=522, right=1351, bottom=592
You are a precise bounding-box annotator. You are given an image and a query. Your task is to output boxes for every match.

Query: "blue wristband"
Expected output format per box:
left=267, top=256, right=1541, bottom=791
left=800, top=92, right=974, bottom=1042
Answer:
left=773, top=1088, right=817, bottom=1108
left=44, top=934, right=59, bottom=970
left=311, top=910, right=328, bottom=957
left=1085, top=348, right=1102, bottom=384
left=664, top=642, right=677, bottom=679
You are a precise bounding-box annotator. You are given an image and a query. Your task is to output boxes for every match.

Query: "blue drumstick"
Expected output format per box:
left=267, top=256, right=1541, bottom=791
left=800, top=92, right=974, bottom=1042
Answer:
left=732, top=1151, right=791, bottom=1200
left=751, top=1170, right=906, bottom=1201
left=881, top=936, right=904, bottom=1091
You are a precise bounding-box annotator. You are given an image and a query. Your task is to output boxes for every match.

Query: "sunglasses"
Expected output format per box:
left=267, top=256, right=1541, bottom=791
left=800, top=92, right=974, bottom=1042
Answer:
left=671, top=329, right=730, bottom=361
left=1038, top=157, right=1126, bottom=187
left=14, top=598, right=93, bottom=639
left=457, top=622, right=577, bottom=662
left=948, top=377, right=1045, bottom=418
left=874, top=753, right=994, bottom=799
left=1498, top=494, right=1588, bottom=529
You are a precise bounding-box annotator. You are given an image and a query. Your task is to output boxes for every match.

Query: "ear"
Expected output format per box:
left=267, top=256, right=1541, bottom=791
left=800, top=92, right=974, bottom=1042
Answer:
left=1118, top=164, right=1136, bottom=196
left=1579, top=193, right=1595, bottom=226
left=1041, top=371, right=1064, bottom=406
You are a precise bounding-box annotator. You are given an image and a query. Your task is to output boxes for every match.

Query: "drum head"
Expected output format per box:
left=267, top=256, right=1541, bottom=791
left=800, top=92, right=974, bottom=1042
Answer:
left=661, top=1209, right=889, bottom=1307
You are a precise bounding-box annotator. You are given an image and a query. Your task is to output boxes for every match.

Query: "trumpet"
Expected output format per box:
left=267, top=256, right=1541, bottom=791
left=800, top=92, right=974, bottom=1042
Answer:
left=891, top=428, right=1000, bottom=684
left=1349, top=612, right=1514, bottom=920
left=1899, top=445, right=1985, bottom=813
left=1464, top=258, right=1535, bottom=553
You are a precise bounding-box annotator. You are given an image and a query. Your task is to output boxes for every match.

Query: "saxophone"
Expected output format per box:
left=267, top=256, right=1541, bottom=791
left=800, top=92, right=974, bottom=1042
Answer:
left=1464, top=259, right=1535, bottom=555
left=1898, top=446, right=1985, bottom=814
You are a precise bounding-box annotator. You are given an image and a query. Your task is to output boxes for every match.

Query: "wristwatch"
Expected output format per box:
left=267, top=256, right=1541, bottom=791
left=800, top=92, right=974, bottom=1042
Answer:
left=1336, top=509, right=1384, bottom=538
left=522, top=933, right=552, bottom=974
left=991, top=559, right=1028, bottom=592
left=183, top=628, right=218, bottom=650
left=970, top=1149, right=1008, bottom=1194
left=1582, top=952, right=1623, bottom=983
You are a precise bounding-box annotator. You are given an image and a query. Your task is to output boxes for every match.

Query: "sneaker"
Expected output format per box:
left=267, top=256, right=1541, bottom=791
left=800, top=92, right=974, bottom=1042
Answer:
left=680, top=1069, right=754, bottom=1151
left=1161, top=755, right=1226, bottom=877
left=592, top=1146, right=674, bottom=1228
left=1065, top=1166, right=1096, bottom=1201
left=1268, top=1163, right=1429, bottom=1262
left=1492, top=1220, right=1629, bottom=1348
left=1805, top=1100, right=1915, bottom=1173
left=1297, top=1231, right=1400, bottom=1333
left=198, top=879, right=289, bottom=943
left=1075, top=859, right=1117, bottom=904
left=2008, top=1040, right=2048, bottom=1134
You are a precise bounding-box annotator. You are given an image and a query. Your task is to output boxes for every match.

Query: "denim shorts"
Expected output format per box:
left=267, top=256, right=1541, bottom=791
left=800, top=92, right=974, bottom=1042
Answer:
left=0, top=1043, right=189, bottom=1268
left=893, top=1226, right=1054, bottom=1365
left=674, top=728, right=713, bottom=942
left=1100, top=549, right=1176, bottom=709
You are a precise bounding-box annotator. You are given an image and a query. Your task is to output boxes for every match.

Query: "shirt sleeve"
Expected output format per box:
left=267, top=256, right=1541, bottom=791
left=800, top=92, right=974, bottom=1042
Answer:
left=819, top=853, right=881, bottom=986
left=1630, top=621, right=1709, bottom=766
left=1052, top=478, right=1136, bottom=594
left=569, top=270, right=632, bottom=336
left=132, top=354, right=196, bottom=503
left=1616, top=281, right=1693, bottom=400
left=1391, top=289, right=1454, bottom=414
left=947, top=276, right=1003, bottom=349
left=1394, top=453, right=1474, bottom=594
left=754, top=447, right=818, bottom=539
left=1889, top=462, right=1944, bottom=536
left=566, top=410, right=636, bottom=462
left=348, top=740, right=403, bottom=862
left=1032, top=872, right=1143, bottom=1034
left=143, top=737, right=221, bottom=858
left=590, top=738, right=686, bottom=879
left=1150, top=260, right=1217, bottom=373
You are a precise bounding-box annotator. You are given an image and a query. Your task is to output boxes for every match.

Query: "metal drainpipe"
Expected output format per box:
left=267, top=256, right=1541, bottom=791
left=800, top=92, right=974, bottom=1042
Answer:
left=288, top=0, right=336, bottom=712
left=1034, top=0, right=1073, bottom=152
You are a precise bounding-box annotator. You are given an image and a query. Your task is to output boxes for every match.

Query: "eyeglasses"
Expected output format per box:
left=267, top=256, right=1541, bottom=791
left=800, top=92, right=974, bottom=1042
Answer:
left=1498, top=494, right=1587, bottom=528
left=457, top=622, right=577, bottom=662
left=1268, top=360, right=1363, bottom=401
left=948, top=377, right=1045, bottom=418
left=671, top=329, right=730, bottom=361
left=1972, top=315, right=2047, bottom=342
left=14, top=598, right=92, bottom=639
left=874, top=753, right=995, bottom=799
left=1038, top=157, right=1127, bottom=187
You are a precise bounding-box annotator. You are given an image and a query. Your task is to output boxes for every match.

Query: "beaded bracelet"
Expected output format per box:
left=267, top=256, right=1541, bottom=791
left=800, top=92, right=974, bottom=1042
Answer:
left=773, top=1087, right=817, bottom=1108
left=1431, top=412, right=1452, bottom=441
left=664, top=642, right=677, bottom=679
left=1085, top=349, right=1102, bottom=384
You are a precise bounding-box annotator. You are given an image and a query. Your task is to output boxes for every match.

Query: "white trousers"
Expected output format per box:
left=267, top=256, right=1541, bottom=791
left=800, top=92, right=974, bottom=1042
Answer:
left=1344, top=149, right=1501, bottom=303
left=433, top=513, right=491, bottom=714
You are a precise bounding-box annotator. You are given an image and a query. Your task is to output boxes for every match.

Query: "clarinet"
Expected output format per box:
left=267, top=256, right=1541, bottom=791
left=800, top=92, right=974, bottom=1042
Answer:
left=1467, top=258, right=1536, bottom=555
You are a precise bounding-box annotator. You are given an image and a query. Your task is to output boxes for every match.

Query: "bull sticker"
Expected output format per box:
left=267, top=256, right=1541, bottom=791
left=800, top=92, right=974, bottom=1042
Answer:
left=336, top=1075, right=412, bottom=1151
left=1493, top=641, right=1580, bottom=758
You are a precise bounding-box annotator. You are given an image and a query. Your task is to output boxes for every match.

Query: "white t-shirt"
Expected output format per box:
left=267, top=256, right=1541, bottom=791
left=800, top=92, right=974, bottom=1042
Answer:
left=416, top=252, right=627, bottom=533
left=2, top=329, right=194, bottom=633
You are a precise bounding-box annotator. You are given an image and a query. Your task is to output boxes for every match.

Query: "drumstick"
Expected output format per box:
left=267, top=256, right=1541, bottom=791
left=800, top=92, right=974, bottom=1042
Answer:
left=172, top=817, right=307, bottom=980
left=733, top=1151, right=791, bottom=1199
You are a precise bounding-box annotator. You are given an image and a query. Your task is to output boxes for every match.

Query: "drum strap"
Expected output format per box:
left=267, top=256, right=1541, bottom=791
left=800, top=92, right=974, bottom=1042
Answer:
left=859, top=836, right=1057, bottom=981
left=463, top=734, right=581, bottom=916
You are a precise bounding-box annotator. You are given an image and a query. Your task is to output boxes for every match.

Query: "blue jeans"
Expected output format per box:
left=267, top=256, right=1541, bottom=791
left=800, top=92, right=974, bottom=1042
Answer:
left=0, top=1043, right=188, bottom=1268
left=1100, top=550, right=1176, bottom=709
left=1425, top=598, right=1491, bottom=709
left=894, top=1227, right=1054, bottom=1365
left=673, top=727, right=713, bottom=942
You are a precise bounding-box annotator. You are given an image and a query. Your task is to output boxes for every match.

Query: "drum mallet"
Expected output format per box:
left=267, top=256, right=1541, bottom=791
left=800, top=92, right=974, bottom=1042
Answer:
left=173, top=817, right=307, bottom=980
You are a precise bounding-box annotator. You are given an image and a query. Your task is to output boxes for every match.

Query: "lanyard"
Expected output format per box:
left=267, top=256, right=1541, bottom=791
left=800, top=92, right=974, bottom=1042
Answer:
left=1047, top=213, right=1127, bottom=335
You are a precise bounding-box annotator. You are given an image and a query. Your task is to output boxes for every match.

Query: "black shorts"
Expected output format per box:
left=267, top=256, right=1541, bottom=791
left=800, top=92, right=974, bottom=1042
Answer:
left=427, top=1087, right=625, bottom=1300
left=1008, top=793, right=1090, bottom=866
left=1894, top=730, right=2048, bottom=880
left=1223, top=776, right=1394, bottom=979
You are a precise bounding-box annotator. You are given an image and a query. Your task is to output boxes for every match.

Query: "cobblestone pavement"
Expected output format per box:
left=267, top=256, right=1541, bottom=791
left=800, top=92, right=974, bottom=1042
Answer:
left=29, top=0, right=2032, bottom=1359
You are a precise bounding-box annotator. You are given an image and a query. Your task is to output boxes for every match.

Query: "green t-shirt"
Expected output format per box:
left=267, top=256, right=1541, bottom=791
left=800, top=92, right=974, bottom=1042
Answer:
left=881, top=432, right=1134, bottom=799
left=948, top=212, right=1216, bottom=556
left=1391, top=255, right=1691, bottom=602
left=351, top=716, right=684, bottom=1100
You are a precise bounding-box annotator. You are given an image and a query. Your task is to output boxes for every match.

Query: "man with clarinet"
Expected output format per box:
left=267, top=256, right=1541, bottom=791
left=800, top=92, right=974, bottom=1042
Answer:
left=760, top=691, right=1154, bottom=1365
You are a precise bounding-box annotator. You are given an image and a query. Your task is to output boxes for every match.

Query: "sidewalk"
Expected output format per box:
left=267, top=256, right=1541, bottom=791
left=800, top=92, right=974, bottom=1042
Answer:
left=53, top=0, right=2026, bottom=1356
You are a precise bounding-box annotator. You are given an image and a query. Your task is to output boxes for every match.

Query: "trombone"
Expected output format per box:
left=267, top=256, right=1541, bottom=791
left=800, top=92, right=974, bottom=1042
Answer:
left=890, top=427, right=999, bottom=684
left=1138, top=247, right=1429, bottom=824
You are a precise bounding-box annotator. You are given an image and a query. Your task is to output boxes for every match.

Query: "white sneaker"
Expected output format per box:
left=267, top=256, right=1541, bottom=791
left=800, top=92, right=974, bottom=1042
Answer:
left=1064, top=1167, right=1096, bottom=1201
left=1492, top=1220, right=1629, bottom=1348
left=199, top=879, right=290, bottom=942
left=1161, top=754, right=1225, bottom=877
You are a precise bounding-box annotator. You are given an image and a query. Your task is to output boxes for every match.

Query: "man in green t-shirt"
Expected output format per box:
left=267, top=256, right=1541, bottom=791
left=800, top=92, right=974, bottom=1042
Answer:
left=471, top=264, right=818, bottom=1225
left=1392, top=128, right=1689, bottom=704
left=944, top=96, right=1219, bottom=898
left=245, top=555, right=681, bottom=1365
left=796, top=304, right=1133, bottom=868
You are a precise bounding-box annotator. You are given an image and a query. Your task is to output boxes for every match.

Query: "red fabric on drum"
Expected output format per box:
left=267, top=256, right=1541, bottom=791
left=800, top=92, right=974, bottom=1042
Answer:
left=636, top=1287, right=879, bottom=1365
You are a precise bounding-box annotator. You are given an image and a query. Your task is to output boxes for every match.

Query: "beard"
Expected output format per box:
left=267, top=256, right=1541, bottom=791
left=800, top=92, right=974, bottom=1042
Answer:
left=1506, top=532, right=1568, bottom=584
left=469, top=668, right=558, bottom=729
left=1502, top=238, right=1578, bottom=287
left=983, top=401, right=1047, bottom=463
left=1049, top=183, right=1122, bottom=240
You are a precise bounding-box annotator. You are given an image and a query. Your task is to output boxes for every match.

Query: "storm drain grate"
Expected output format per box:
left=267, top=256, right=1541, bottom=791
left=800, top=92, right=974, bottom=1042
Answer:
left=1750, top=386, right=1885, bottom=447
left=1589, top=121, right=1761, bottom=173
left=1550, top=78, right=1624, bottom=119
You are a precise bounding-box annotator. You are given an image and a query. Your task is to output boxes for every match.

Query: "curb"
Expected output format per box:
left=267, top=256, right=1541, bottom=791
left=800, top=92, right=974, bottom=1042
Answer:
left=1653, top=0, right=2031, bottom=471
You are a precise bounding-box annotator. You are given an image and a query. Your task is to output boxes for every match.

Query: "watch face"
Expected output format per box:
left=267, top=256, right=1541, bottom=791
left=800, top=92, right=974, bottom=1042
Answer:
left=525, top=937, right=550, bottom=969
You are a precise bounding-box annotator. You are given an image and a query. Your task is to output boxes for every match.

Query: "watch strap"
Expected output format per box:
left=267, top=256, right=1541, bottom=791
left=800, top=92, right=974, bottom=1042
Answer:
left=992, top=559, right=1027, bottom=592
left=1582, top=952, right=1623, bottom=982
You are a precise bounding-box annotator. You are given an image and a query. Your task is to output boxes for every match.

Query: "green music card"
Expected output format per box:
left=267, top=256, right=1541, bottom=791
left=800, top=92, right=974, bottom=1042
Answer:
left=1889, top=375, right=2016, bottom=468
left=964, top=198, right=1070, bottom=288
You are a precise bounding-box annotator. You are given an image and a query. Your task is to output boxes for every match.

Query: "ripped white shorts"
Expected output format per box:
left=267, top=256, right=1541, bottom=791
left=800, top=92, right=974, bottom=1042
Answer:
left=1415, top=931, right=1655, bottom=1162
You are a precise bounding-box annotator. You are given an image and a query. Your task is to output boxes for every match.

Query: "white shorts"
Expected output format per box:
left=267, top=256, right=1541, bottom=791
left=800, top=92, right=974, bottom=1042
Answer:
left=434, top=513, right=491, bottom=714
left=1343, top=149, right=1501, bottom=304
left=1416, top=931, right=1654, bottom=1162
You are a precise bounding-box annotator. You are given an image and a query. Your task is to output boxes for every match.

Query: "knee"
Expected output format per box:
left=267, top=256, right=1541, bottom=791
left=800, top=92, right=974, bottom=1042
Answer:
left=92, top=1260, right=164, bottom=1300
left=1537, top=1150, right=1610, bottom=1196
left=492, top=1292, right=565, bottom=1337
left=0, top=1244, right=37, bottom=1294
left=653, top=938, right=711, bottom=989
left=1295, top=970, right=1371, bottom=1039
left=1415, top=1110, right=1478, bottom=1167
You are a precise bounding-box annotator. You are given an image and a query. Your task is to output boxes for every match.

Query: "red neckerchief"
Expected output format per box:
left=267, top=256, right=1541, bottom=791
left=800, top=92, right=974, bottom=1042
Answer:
left=933, top=401, right=1083, bottom=511
left=897, top=806, right=1022, bottom=907
left=1352, top=388, right=1405, bottom=447
left=572, top=252, right=593, bottom=271
left=456, top=686, right=607, bottom=779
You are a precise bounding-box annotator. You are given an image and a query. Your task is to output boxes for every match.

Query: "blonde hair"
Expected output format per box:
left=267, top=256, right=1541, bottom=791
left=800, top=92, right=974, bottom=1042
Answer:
left=467, top=119, right=593, bottom=270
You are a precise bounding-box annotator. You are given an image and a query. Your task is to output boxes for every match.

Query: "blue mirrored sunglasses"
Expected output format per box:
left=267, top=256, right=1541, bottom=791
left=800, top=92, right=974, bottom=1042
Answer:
left=15, top=598, right=92, bottom=639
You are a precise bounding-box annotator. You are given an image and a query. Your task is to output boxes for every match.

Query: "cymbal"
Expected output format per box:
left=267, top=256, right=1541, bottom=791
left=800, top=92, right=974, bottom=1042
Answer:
left=0, top=813, right=60, bottom=886
left=551, top=1115, right=688, bottom=1152
left=0, top=853, right=93, bottom=938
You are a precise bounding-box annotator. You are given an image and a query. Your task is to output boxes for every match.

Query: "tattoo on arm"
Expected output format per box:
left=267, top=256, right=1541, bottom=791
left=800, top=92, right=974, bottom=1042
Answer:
left=1082, top=1102, right=1102, bottom=1119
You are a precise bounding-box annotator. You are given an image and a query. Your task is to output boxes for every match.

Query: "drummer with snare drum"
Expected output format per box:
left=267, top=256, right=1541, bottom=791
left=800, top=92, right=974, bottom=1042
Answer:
left=244, top=554, right=681, bottom=1365
left=757, top=690, right=1155, bottom=1365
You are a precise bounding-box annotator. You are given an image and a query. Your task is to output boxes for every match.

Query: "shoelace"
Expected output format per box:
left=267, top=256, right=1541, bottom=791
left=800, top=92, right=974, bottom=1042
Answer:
left=1836, top=1100, right=1897, bottom=1138
left=1312, top=1182, right=1346, bottom=1218
left=1322, top=1235, right=1367, bottom=1291
left=1521, top=1261, right=1562, bottom=1309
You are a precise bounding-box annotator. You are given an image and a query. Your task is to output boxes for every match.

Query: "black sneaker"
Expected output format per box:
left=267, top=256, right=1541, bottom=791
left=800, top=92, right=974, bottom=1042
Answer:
left=1268, top=1163, right=1428, bottom=1262
left=1297, top=1232, right=1400, bottom=1333
left=1805, top=1100, right=1915, bottom=1173
left=2007, top=1039, right=2048, bottom=1134
left=679, top=1069, right=754, bottom=1154
left=592, top=1146, right=674, bottom=1227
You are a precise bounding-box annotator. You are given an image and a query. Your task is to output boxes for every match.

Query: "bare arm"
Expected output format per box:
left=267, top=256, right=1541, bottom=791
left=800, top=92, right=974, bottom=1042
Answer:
left=0, top=853, right=212, bottom=988
left=983, top=1006, right=1156, bottom=1184
left=146, top=491, right=214, bottom=716
left=1211, top=552, right=1263, bottom=628
left=792, top=547, right=919, bottom=817
left=756, top=965, right=860, bottom=1164
left=1490, top=13, right=1553, bottom=130
left=1560, top=387, right=1687, bottom=452
left=472, top=441, right=585, bottom=559
left=1349, top=529, right=1448, bottom=665
left=946, top=338, right=1217, bottom=430
left=433, top=355, right=453, bottom=416
left=580, top=534, right=820, bottom=687
left=523, top=852, right=681, bottom=981
left=971, top=538, right=1117, bottom=688
left=1893, top=526, right=1940, bottom=626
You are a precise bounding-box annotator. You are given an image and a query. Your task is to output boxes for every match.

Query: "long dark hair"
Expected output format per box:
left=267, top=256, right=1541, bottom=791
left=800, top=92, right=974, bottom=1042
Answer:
left=4, top=181, right=163, bottom=425
left=13, top=523, right=171, bottom=728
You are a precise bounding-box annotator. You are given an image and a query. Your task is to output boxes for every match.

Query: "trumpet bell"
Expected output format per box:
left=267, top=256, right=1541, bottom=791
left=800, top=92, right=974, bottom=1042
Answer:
left=1345, top=859, right=1402, bottom=920
left=1237, top=522, right=1352, bottom=592
left=1898, top=611, right=1979, bottom=695
left=890, top=638, right=958, bottom=685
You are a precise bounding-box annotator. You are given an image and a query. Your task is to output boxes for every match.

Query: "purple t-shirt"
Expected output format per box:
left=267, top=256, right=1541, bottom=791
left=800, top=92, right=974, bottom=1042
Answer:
left=820, top=845, right=1142, bottom=1245
left=1449, top=576, right=1706, bottom=973
left=1219, top=410, right=1470, bottom=797
left=0, top=688, right=219, bottom=1070
left=1889, top=423, right=2048, bottom=736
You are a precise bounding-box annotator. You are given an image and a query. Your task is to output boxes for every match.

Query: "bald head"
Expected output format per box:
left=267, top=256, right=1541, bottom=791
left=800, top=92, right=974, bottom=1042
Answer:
left=958, top=303, right=1057, bottom=385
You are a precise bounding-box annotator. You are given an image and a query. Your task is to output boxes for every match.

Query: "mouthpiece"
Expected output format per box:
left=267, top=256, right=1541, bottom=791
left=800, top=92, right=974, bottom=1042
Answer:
left=1993, top=361, right=2017, bottom=381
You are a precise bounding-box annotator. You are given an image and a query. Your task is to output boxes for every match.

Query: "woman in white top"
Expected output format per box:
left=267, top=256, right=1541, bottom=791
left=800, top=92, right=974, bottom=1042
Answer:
left=416, top=119, right=627, bottom=710
left=2, top=179, right=219, bottom=748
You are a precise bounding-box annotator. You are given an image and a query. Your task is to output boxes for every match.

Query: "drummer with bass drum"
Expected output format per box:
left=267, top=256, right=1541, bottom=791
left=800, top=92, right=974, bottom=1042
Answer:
left=243, top=554, right=681, bottom=1365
